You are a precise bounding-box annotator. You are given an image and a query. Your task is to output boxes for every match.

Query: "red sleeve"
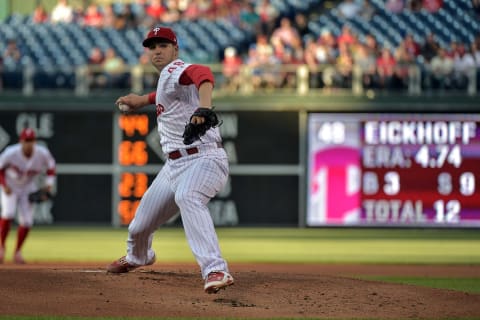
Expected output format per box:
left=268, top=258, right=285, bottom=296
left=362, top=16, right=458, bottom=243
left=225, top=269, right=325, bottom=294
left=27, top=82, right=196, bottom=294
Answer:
left=179, top=64, right=215, bottom=89
left=148, top=91, right=156, bottom=105
left=0, top=168, right=5, bottom=186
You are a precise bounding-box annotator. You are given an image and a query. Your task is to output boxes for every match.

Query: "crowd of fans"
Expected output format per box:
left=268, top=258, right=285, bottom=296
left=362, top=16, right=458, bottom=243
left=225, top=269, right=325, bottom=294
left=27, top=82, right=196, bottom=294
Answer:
left=2, top=0, right=480, bottom=92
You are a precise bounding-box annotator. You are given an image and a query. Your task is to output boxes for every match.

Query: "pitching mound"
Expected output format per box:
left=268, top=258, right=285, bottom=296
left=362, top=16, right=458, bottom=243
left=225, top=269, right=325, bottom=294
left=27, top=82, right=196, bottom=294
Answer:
left=0, top=263, right=479, bottom=318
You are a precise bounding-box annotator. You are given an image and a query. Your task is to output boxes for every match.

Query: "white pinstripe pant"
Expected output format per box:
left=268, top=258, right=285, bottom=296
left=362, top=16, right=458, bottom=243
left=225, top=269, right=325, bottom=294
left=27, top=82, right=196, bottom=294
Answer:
left=125, top=148, right=229, bottom=278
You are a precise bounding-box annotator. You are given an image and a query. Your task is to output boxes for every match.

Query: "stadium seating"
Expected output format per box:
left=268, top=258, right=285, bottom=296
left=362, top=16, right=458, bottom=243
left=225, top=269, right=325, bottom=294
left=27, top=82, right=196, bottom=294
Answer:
left=1, top=0, right=478, bottom=91
left=311, top=0, right=480, bottom=53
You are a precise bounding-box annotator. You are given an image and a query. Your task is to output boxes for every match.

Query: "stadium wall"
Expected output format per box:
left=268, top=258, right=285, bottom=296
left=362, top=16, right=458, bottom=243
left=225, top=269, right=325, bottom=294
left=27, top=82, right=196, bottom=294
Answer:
left=0, top=93, right=478, bottom=227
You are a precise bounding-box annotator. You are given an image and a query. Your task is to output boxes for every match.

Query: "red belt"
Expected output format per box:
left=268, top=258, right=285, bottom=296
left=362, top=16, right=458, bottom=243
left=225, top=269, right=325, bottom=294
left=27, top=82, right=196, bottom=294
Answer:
left=168, top=142, right=223, bottom=160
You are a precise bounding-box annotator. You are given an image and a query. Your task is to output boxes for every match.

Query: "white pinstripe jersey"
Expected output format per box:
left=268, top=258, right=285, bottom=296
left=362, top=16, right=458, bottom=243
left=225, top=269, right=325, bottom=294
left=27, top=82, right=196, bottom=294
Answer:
left=0, top=144, right=56, bottom=194
left=155, top=59, right=222, bottom=154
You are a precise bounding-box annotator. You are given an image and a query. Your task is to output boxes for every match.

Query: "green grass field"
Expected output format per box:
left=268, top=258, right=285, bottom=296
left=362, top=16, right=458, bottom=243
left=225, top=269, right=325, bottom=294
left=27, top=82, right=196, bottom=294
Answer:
left=1, top=226, right=479, bottom=320
left=6, top=226, right=480, bottom=264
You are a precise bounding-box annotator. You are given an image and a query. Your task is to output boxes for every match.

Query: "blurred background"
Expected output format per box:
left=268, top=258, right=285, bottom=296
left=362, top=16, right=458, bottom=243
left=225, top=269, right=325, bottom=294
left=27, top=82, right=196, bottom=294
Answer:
left=0, top=0, right=479, bottom=229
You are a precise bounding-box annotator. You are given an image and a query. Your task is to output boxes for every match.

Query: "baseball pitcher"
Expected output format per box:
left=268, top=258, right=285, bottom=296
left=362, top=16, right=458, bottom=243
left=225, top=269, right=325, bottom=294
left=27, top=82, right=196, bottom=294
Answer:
left=107, top=26, right=234, bottom=294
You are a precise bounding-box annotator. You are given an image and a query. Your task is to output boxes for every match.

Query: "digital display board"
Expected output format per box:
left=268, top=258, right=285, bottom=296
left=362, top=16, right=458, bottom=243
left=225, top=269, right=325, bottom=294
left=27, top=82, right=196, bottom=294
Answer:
left=115, top=111, right=299, bottom=226
left=307, top=113, right=480, bottom=227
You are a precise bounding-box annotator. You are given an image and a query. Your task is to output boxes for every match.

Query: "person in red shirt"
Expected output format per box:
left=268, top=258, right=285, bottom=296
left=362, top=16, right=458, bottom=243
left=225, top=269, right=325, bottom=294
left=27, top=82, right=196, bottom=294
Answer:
left=82, top=3, right=104, bottom=27
left=376, top=47, right=397, bottom=88
left=145, top=0, right=166, bottom=26
left=403, top=34, right=421, bottom=57
left=32, top=4, right=49, bottom=23
left=423, top=0, right=443, bottom=12
left=221, top=46, right=243, bottom=91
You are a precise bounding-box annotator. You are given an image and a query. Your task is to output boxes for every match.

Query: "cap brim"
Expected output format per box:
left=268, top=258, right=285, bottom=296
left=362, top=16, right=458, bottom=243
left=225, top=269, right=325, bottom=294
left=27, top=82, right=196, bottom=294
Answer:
left=143, top=37, right=176, bottom=47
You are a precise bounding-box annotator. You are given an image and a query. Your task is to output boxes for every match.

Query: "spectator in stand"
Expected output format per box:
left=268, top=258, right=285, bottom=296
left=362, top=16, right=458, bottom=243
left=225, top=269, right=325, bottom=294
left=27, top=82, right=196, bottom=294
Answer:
left=256, top=33, right=274, bottom=57
left=144, top=0, right=166, bottom=27
left=32, top=3, right=49, bottom=23
left=471, top=41, right=480, bottom=90
left=51, top=0, right=74, bottom=24
left=304, top=34, right=336, bottom=88
left=279, top=47, right=304, bottom=88
left=182, top=0, right=204, bottom=20
left=215, top=0, right=241, bottom=25
left=87, top=47, right=105, bottom=88
left=255, top=0, right=279, bottom=36
left=471, top=41, right=480, bottom=68
left=317, top=28, right=337, bottom=52
left=422, top=0, right=443, bottom=12
left=293, top=13, right=310, bottom=39
left=338, top=0, right=361, bottom=19
left=138, top=50, right=157, bottom=89
left=221, top=46, right=243, bottom=92
left=408, top=0, right=423, bottom=11
left=420, top=33, right=440, bottom=64
left=446, top=40, right=461, bottom=58
left=376, top=47, right=397, bottom=89
left=364, top=33, right=380, bottom=57
left=452, top=43, right=476, bottom=90
left=385, top=0, right=405, bottom=13
left=337, top=25, right=357, bottom=49
left=245, top=35, right=280, bottom=89
left=271, top=17, right=302, bottom=52
left=271, top=35, right=286, bottom=61
left=122, top=3, right=140, bottom=28
left=161, top=0, right=181, bottom=24
left=82, top=3, right=104, bottom=28
left=2, top=39, right=22, bottom=70
left=360, top=0, right=376, bottom=21
left=0, top=40, right=22, bottom=88
left=427, top=47, right=454, bottom=89
left=334, top=42, right=354, bottom=88
left=353, top=43, right=377, bottom=88
left=71, top=3, right=86, bottom=24
left=102, top=48, right=127, bottom=88
left=402, top=34, right=421, bottom=57
left=112, top=3, right=139, bottom=30
left=239, top=2, right=261, bottom=33
left=102, top=4, right=117, bottom=29
left=393, top=41, right=414, bottom=89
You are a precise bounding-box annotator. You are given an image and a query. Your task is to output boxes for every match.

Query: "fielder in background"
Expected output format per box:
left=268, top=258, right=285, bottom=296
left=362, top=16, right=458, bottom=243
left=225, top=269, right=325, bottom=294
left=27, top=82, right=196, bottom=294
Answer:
left=108, top=26, right=234, bottom=294
left=0, top=128, right=56, bottom=264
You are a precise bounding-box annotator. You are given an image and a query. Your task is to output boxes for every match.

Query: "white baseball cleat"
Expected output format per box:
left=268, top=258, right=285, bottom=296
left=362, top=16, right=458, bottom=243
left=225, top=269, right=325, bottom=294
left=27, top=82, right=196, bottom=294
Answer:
left=107, top=255, right=156, bottom=273
left=13, top=251, right=26, bottom=264
left=204, top=271, right=234, bottom=294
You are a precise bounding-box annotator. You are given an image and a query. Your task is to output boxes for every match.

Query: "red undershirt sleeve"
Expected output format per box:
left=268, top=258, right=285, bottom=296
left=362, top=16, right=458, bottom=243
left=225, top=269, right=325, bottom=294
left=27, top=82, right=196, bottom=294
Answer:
left=179, top=65, right=215, bottom=89
left=0, top=168, right=5, bottom=186
left=148, top=91, right=156, bottom=105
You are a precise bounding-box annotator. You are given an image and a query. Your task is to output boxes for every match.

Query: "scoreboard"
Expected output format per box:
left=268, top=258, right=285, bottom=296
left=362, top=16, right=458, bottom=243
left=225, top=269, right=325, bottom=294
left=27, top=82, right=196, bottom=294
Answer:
left=307, top=113, right=480, bottom=227
left=1, top=107, right=479, bottom=228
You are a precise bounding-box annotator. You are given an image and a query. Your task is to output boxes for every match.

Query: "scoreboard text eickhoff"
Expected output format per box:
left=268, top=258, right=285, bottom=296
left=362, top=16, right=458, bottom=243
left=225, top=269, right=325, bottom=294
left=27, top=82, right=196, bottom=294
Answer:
left=307, top=114, right=480, bottom=227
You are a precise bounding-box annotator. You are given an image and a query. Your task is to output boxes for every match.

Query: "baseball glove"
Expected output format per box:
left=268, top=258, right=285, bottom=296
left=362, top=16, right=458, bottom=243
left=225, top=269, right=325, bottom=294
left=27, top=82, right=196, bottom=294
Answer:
left=28, top=188, right=54, bottom=203
left=182, top=107, right=221, bottom=145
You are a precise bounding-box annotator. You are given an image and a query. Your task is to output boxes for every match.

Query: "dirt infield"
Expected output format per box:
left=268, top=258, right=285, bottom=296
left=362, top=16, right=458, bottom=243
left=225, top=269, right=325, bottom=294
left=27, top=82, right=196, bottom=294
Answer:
left=1, top=263, right=480, bottom=319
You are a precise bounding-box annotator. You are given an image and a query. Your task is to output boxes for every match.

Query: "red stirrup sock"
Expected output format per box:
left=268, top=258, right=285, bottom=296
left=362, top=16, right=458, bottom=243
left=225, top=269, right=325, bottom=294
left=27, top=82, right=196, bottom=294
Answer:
left=15, top=226, right=30, bottom=252
left=0, top=219, right=12, bottom=248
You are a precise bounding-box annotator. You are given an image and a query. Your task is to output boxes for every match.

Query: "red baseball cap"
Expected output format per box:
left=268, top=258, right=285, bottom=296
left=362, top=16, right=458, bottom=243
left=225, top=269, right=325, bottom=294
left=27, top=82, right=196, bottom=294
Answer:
left=143, top=26, right=178, bottom=47
left=20, top=128, right=36, bottom=141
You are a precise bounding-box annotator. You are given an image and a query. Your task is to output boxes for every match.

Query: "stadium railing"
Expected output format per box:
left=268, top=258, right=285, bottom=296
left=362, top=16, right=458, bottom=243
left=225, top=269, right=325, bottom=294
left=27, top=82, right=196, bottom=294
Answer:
left=2, top=63, right=478, bottom=97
